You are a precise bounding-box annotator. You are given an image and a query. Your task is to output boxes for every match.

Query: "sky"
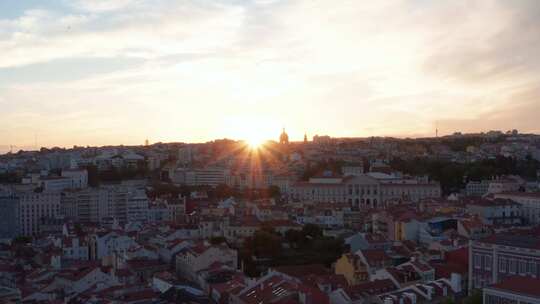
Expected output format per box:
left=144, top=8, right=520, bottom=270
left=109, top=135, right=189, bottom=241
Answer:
left=1, top=0, right=539, bottom=152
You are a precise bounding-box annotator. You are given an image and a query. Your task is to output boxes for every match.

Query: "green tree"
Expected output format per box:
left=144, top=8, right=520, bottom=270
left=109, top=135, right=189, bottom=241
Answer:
left=464, top=290, right=482, bottom=304
left=302, top=224, right=323, bottom=239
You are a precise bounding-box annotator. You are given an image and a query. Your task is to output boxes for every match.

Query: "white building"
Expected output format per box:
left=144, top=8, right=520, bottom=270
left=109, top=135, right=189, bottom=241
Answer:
left=494, top=192, right=540, bottom=225
left=61, top=169, right=88, bottom=189
left=17, top=191, right=61, bottom=236
left=175, top=242, right=238, bottom=282
left=173, top=167, right=227, bottom=187
left=466, top=198, right=523, bottom=225
left=127, top=189, right=149, bottom=223
left=61, top=186, right=128, bottom=223
left=483, top=276, right=540, bottom=304
left=40, top=177, right=73, bottom=192
left=90, top=231, right=138, bottom=261
left=290, top=174, right=440, bottom=208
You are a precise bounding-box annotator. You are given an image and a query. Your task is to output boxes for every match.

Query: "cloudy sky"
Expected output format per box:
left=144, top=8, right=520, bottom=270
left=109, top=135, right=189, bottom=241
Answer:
left=1, top=0, right=539, bottom=151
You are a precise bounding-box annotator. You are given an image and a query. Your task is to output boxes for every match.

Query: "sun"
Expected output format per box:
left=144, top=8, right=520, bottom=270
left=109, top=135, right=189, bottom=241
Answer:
left=246, top=135, right=265, bottom=150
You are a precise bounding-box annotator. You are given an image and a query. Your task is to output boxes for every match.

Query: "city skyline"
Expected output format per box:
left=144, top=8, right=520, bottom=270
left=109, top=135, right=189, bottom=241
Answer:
left=1, top=0, right=540, bottom=151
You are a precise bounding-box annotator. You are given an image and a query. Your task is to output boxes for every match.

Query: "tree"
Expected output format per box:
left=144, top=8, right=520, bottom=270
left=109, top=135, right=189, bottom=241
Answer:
left=244, top=229, right=283, bottom=258
left=213, top=184, right=234, bottom=199
left=12, top=236, right=32, bottom=244
left=268, top=186, right=281, bottom=199
left=302, top=224, right=323, bottom=239
left=210, top=236, right=227, bottom=245
left=464, top=290, right=482, bottom=304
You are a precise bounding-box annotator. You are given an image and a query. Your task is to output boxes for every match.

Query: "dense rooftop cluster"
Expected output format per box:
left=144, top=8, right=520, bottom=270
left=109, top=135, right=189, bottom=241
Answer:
left=0, top=130, right=540, bottom=303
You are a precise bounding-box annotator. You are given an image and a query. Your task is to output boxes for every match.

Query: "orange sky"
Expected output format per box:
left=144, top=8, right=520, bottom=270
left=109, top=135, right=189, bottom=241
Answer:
left=1, top=0, right=539, bottom=151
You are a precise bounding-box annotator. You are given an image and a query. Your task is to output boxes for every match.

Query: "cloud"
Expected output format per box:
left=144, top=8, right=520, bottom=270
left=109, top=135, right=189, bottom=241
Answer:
left=0, top=0, right=539, bottom=148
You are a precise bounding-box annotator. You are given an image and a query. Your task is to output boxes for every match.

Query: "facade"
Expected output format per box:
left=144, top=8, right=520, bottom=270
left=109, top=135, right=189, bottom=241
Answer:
left=17, top=191, right=61, bottom=236
left=175, top=243, right=238, bottom=281
left=495, top=192, right=540, bottom=225
left=127, top=189, right=149, bottom=223
left=0, top=196, right=20, bottom=239
left=90, top=231, right=137, bottom=260
left=335, top=253, right=369, bottom=285
left=483, top=276, right=540, bottom=304
left=61, top=186, right=128, bottom=223
left=40, top=177, right=74, bottom=192
left=61, top=169, right=88, bottom=189
left=343, top=165, right=364, bottom=176
left=487, top=179, right=521, bottom=194
left=469, top=233, right=540, bottom=292
left=466, top=199, right=523, bottom=225
left=173, top=167, right=226, bottom=187
left=466, top=180, right=490, bottom=197
left=291, top=174, right=440, bottom=208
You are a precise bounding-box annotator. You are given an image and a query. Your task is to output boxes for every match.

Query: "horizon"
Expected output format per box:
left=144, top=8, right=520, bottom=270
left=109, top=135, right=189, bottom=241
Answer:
left=0, top=128, right=534, bottom=155
left=1, top=1, right=540, bottom=151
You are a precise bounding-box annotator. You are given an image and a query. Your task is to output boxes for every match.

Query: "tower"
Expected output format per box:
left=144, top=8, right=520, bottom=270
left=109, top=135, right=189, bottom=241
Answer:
left=304, top=132, right=308, bottom=143
left=279, top=128, right=289, bottom=145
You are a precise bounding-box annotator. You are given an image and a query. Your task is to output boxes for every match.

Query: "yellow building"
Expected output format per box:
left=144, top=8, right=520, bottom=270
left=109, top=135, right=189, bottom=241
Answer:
left=334, top=253, right=369, bottom=285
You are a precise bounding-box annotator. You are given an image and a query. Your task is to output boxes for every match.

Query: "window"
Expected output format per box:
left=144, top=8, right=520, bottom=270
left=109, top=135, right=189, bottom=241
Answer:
left=485, top=256, right=492, bottom=271
left=509, top=259, right=516, bottom=274
left=474, top=254, right=481, bottom=269
left=520, top=260, right=527, bottom=274
left=499, top=258, right=507, bottom=273
left=528, top=261, right=535, bottom=275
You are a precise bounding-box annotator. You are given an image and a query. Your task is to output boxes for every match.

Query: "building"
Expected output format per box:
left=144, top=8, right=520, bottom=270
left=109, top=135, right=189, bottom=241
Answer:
left=469, top=232, right=540, bottom=292
left=483, top=276, right=540, bottom=304
left=495, top=192, right=540, bottom=225
left=175, top=242, right=238, bottom=282
left=335, top=253, right=369, bottom=285
left=343, top=164, right=364, bottom=176
left=0, top=196, right=20, bottom=239
left=90, top=230, right=137, bottom=260
left=127, top=189, right=149, bottom=223
left=61, top=186, right=128, bottom=223
left=279, top=128, right=289, bottom=145
left=173, top=167, right=226, bottom=187
left=61, top=168, right=88, bottom=189
left=487, top=178, right=522, bottom=194
left=39, top=176, right=74, bottom=192
left=17, top=191, right=61, bottom=236
left=466, top=198, right=524, bottom=225
left=466, top=180, right=490, bottom=197
left=290, top=174, right=440, bottom=208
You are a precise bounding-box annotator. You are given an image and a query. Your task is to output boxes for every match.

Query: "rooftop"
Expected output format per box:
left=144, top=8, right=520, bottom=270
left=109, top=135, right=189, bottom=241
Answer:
left=487, top=276, right=540, bottom=298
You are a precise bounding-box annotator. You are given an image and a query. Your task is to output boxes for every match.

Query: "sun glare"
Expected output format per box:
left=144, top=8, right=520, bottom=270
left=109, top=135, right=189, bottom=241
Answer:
left=247, top=136, right=264, bottom=149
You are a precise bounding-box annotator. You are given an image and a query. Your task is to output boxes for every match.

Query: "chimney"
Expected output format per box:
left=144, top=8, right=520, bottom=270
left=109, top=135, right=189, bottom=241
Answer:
left=450, top=273, right=462, bottom=293
left=405, top=292, right=417, bottom=304
left=425, top=286, right=434, bottom=300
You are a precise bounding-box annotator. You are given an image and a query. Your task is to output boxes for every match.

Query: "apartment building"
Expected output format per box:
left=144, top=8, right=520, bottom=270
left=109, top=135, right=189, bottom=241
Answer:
left=483, top=276, right=540, bottom=304
left=61, top=186, right=128, bottom=223
left=17, top=191, right=61, bottom=236
left=495, top=192, right=540, bottom=225
left=469, top=232, right=540, bottom=292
